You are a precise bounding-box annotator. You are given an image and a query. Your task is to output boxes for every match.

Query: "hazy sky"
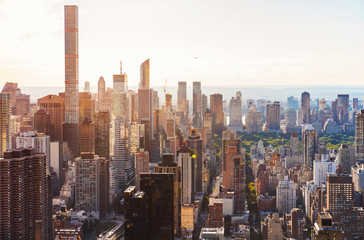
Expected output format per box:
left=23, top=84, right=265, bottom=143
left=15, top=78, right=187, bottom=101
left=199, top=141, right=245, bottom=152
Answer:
left=1, top=0, right=364, bottom=89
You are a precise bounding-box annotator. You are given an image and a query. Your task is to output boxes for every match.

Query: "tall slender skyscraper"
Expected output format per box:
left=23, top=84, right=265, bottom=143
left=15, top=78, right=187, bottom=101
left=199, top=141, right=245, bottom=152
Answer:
left=0, top=93, right=11, bottom=158
left=140, top=59, right=150, bottom=88
left=64, top=5, right=79, bottom=124
left=210, top=93, right=224, bottom=134
left=301, top=91, right=310, bottom=124
left=177, top=82, right=187, bottom=122
left=192, top=82, right=202, bottom=128
left=64, top=5, right=80, bottom=157
left=98, top=76, right=106, bottom=111
left=355, top=110, right=364, bottom=163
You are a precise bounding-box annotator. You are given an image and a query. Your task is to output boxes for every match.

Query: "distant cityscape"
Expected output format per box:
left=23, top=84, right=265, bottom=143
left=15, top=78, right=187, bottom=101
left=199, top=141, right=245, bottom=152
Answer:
left=1, top=4, right=364, bottom=240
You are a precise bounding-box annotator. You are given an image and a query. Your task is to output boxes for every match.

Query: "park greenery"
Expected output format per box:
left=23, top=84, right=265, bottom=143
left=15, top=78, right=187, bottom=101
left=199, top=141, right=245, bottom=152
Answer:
left=236, top=132, right=355, bottom=153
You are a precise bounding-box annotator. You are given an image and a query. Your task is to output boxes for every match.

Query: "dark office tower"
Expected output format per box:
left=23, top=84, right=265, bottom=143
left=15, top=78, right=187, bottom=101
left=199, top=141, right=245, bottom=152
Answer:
left=95, top=111, right=110, bottom=159
left=186, top=129, right=203, bottom=192
left=154, top=154, right=182, bottom=235
left=98, top=76, right=106, bottom=111
left=302, top=124, right=319, bottom=168
left=290, top=208, right=304, bottom=240
left=124, top=186, right=148, bottom=240
left=64, top=5, right=80, bottom=158
left=79, top=91, right=95, bottom=122
left=355, top=110, right=364, bottom=163
left=192, top=82, right=202, bottom=129
left=140, top=59, right=150, bottom=88
left=138, top=88, right=153, bottom=145
left=325, top=174, right=364, bottom=238
left=202, top=94, right=208, bottom=115
left=141, top=118, right=151, bottom=153
left=353, top=97, right=359, bottom=110
left=0, top=149, right=51, bottom=240
left=265, top=101, right=281, bottom=131
left=177, top=81, right=187, bottom=124
left=331, top=99, right=338, bottom=123
left=210, top=94, right=224, bottom=135
left=327, top=174, right=352, bottom=221
left=34, top=109, right=51, bottom=135
left=337, top=94, right=349, bottom=124
left=233, top=156, right=246, bottom=214
left=80, top=117, right=94, bottom=154
left=38, top=94, right=65, bottom=141
left=0, top=93, right=11, bottom=158
left=301, top=91, right=310, bottom=124
left=287, top=96, right=298, bottom=110
left=99, top=158, right=110, bottom=216
left=140, top=173, right=175, bottom=240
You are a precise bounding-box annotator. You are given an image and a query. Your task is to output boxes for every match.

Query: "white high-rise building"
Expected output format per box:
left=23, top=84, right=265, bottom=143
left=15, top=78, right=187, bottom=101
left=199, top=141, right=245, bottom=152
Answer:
left=178, top=143, right=193, bottom=204
left=313, top=154, right=336, bottom=187
left=276, top=176, right=296, bottom=213
left=16, top=131, right=50, bottom=167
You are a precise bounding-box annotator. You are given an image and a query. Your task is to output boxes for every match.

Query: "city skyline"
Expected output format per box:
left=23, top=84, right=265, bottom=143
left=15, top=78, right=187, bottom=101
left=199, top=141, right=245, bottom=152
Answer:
left=1, top=0, right=364, bottom=87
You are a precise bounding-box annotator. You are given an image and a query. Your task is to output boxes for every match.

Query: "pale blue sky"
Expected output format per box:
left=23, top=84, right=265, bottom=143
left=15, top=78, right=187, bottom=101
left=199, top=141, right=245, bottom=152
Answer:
left=1, top=0, right=364, bottom=88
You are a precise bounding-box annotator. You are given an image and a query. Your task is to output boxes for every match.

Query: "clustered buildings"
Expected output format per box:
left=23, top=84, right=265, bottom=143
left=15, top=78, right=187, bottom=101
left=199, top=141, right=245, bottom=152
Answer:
left=0, top=4, right=364, bottom=240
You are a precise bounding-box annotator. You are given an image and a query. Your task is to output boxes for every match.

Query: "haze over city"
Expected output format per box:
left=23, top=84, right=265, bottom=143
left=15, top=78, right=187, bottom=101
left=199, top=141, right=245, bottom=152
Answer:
left=1, top=0, right=364, bottom=87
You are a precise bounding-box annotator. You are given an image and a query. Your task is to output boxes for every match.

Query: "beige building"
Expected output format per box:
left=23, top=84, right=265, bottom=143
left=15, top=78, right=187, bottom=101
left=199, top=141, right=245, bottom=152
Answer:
left=268, top=213, right=283, bottom=240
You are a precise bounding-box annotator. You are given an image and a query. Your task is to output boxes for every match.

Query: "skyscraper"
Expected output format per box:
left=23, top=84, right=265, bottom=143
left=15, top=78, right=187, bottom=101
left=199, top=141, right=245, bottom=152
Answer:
left=178, top=143, right=193, bottom=204
left=97, top=76, right=106, bottom=111
left=302, top=124, right=319, bottom=168
left=113, top=117, right=134, bottom=191
left=75, top=153, right=100, bottom=212
left=140, top=172, right=175, bottom=239
left=301, top=91, right=310, bottom=124
left=0, top=93, right=11, bottom=157
left=140, top=59, right=150, bottom=88
left=228, top=92, right=243, bottom=131
left=0, top=149, right=51, bottom=240
left=265, top=101, right=281, bottom=131
left=355, top=110, right=364, bottom=163
left=38, top=94, right=65, bottom=141
left=276, top=176, right=296, bottom=213
left=192, top=82, right=202, bottom=129
left=210, top=93, right=224, bottom=135
left=34, top=109, right=51, bottom=136
left=186, top=129, right=203, bottom=192
left=138, top=88, right=154, bottom=147
left=154, top=154, right=182, bottom=235
left=134, top=150, right=149, bottom=191
left=233, top=156, right=246, bottom=214
left=95, top=111, right=110, bottom=159
left=113, top=64, right=128, bottom=117
left=79, top=91, right=95, bottom=122
left=64, top=5, right=80, bottom=157
left=337, top=94, right=349, bottom=124
left=80, top=117, right=95, bottom=154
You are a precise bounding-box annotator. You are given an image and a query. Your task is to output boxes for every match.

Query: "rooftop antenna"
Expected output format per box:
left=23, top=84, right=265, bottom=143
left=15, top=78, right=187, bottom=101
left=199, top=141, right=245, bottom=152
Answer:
left=120, top=61, right=122, bottom=74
